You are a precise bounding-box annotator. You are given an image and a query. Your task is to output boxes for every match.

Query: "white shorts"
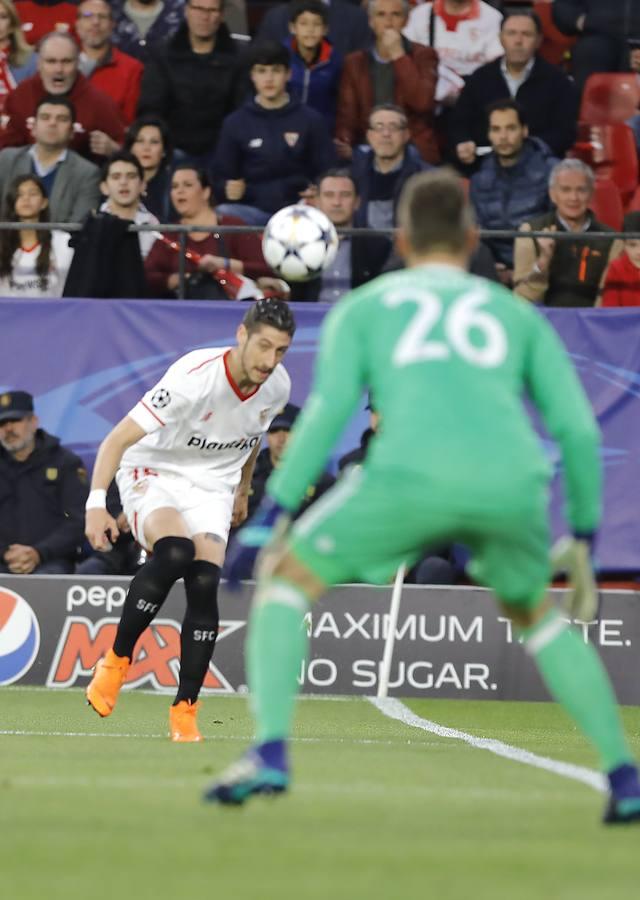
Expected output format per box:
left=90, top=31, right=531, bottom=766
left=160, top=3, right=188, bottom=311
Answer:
left=116, top=466, right=235, bottom=551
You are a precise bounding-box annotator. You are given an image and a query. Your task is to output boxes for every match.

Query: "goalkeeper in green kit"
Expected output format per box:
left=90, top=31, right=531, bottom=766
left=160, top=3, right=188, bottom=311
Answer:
left=205, top=169, right=640, bottom=823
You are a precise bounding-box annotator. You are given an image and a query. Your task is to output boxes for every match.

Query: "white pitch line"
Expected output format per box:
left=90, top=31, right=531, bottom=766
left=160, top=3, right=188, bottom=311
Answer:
left=369, top=696, right=607, bottom=794
left=0, top=727, right=435, bottom=748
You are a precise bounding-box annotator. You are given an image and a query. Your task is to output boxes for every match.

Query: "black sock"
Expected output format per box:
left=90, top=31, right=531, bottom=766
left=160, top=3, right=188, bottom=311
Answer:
left=113, top=536, right=195, bottom=659
left=174, top=560, right=221, bottom=705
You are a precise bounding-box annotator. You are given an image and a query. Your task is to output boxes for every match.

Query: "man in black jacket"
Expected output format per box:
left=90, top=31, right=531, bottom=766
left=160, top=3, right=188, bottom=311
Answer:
left=0, top=391, right=88, bottom=574
left=553, top=0, right=640, bottom=93
left=136, top=0, right=240, bottom=164
left=449, top=10, right=579, bottom=169
left=289, top=169, right=391, bottom=301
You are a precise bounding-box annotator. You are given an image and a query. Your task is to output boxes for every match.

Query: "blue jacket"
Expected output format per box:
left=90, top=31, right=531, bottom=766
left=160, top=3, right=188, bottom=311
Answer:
left=214, top=97, right=336, bottom=213
left=469, top=137, right=557, bottom=266
left=350, top=145, right=431, bottom=228
left=286, top=37, right=342, bottom=130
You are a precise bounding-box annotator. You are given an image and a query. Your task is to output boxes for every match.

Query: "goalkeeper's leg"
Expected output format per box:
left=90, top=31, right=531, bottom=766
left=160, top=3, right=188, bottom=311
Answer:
left=502, top=597, right=640, bottom=824
left=204, top=549, right=325, bottom=805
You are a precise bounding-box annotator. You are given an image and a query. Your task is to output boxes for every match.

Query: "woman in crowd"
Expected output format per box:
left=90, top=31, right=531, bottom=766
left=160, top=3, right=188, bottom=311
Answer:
left=0, top=174, right=73, bottom=297
left=0, top=0, right=36, bottom=113
left=145, top=165, right=273, bottom=299
left=124, top=115, right=175, bottom=223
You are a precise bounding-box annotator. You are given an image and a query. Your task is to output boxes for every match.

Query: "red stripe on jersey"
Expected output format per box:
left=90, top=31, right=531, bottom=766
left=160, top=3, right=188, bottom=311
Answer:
left=223, top=350, right=260, bottom=402
left=188, top=353, right=223, bottom=374
left=140, top=400, right=166, bottom=426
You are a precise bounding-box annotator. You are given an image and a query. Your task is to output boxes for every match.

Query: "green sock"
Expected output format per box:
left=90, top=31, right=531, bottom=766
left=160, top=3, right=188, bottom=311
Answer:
left=247, top=577, right=309, bottom=744
left=522, top=609, right=633, bottom=772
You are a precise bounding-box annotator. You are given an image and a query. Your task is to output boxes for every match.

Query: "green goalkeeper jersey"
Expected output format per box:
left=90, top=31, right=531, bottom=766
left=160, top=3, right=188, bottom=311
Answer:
left=269, top=263, right=601, bottom=534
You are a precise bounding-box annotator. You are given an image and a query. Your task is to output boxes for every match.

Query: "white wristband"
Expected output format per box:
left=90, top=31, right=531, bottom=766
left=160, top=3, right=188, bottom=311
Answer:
left=85, top=489, right=107, bottom=510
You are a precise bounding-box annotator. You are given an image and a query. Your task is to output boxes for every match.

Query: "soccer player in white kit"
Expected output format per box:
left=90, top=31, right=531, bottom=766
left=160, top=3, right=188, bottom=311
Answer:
left=84, top=299, right=295, bottom=741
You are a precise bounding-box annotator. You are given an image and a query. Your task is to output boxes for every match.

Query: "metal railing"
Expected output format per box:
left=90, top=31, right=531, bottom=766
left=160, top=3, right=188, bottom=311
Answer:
left=0, top=219, right=633, bottom=300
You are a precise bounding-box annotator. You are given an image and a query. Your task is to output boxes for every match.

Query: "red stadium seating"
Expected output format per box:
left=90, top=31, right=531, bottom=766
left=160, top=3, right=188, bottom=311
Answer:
left=570, top=123, right=639, bottom=206
left=627, top=184, right=640, bottom=212
left=590, top=178, right=624, bottom=230
left=534, top=0, right=576, bottom=70
left=579, top=74, right=640, bottom=125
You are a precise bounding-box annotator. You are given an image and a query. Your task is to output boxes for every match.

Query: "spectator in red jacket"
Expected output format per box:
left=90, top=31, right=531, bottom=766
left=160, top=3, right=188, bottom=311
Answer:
left=14, top=0, right=77, bottom=46
left=76, top=0, right=143, bottom=130
left=0, top=30, right=125, bottom=160
left=601, top=212, right=640, bottom=307
left=335, top=0, right=438, bottom=164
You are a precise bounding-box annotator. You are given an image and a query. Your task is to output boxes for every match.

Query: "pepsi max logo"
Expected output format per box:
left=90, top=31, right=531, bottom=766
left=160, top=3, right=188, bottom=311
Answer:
left=0, top=587, right=40, bottom=684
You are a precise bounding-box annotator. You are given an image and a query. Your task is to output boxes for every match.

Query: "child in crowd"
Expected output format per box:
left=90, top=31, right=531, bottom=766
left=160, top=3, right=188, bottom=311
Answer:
left=601, top=211, right=640, bottom=307
left=0, top=174, right=72, bottom=297
left=286, top=0, right=342, bottom=130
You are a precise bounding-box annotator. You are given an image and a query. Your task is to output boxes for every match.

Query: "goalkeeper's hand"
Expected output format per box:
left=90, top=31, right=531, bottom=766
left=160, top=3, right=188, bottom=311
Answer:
left=550, top=534, right=598, bottom=621
left=224, top=497, right=290, bottom=588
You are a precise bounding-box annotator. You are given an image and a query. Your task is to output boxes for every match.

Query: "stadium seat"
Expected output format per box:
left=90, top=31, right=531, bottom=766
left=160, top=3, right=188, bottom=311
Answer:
left=534, top=0, right=576, bottom=70
left=570, top=123, right=639, bottom=206
left=627, top=184, right=640, bottom=212
left=590, top=178, right=624, bottom=230
left=579, top=74, right=640, bottom=125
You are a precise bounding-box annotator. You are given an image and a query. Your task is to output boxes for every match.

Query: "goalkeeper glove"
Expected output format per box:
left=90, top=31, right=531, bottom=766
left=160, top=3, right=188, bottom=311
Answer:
left=225, top=497, right=290, bottom=588
left=550, top=533, right=598, bottom=621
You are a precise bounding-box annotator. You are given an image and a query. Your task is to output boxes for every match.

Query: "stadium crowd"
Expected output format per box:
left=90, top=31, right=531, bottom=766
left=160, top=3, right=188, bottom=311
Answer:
left=2, top=0, right=640, bottom=581
left=0, top=0, right=635, bottom=302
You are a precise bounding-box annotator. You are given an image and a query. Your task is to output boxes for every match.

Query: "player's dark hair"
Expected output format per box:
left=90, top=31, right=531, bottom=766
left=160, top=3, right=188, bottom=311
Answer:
left=398, top=168, right=473, bottom=256
left=243, top=298, right=296, bottom=337
left=0, top=174, right=52, bottom=282
left=124, top=114, right=173, bottom=165
left=501, top=8, right=542, bottom=35
left=486, top=98, right=528, bottom=128
left=246, top=40, right=290, bottom=70
left=35, top=94, right=76, bottom=121
left=100, top=150, right=145, bottom=183
left=289, top=0, right=329, bottom=26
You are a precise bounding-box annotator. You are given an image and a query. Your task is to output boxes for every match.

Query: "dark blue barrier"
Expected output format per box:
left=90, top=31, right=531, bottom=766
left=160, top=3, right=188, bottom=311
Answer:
left=1, top=299, right=639, bottom=571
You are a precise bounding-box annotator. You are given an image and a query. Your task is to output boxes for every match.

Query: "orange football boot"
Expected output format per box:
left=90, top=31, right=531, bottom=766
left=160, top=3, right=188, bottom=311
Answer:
left=169, top=700, right=203, bottom=742
left=86, top=649, right=130, bottom=717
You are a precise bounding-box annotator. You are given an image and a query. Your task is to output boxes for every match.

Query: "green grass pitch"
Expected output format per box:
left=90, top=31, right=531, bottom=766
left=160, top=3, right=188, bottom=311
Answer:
left=1, top=688, right=639, bottom=900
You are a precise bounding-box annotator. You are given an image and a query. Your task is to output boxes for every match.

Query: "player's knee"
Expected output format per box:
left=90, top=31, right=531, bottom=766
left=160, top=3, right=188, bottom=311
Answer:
left=153, top=536, right=196, bottom=579
left=184, top=560, right=221, bottom=622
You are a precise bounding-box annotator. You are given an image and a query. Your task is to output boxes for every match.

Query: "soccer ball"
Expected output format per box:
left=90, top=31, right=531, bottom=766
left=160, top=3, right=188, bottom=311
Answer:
left=262, top=204, right=339, bottom=282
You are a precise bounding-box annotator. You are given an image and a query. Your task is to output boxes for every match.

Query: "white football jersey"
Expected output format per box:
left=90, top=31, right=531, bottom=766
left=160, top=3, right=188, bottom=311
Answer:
left=403, top=1, right=503, bottom=79
left=122, top=347, right=291, bottom=491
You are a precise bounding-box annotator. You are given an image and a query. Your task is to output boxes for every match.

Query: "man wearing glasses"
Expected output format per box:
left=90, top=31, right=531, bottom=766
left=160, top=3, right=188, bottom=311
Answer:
left=76, top=0, right=143, bottom=132
left=137, top=0, right=240, bottom=167
left=351, top=103, right=431, bottom=230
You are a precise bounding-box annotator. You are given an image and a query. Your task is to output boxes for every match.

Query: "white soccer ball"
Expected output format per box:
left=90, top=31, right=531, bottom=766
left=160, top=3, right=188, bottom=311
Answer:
left=262, top=204, right=339, bottom=282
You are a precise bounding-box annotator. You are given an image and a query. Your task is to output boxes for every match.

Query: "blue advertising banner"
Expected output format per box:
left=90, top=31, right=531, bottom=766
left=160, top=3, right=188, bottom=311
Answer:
left=1, top=299, right=639, bottom=571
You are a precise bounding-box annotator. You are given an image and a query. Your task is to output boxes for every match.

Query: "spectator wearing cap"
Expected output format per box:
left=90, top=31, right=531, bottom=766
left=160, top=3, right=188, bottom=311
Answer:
left=0, top=390, right=88, bottom=574
left=247, top=403, right=335, bottom=518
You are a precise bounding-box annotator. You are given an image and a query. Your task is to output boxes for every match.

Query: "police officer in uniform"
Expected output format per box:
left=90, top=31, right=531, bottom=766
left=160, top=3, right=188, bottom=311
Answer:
left=0, top=390, right=88, bottom=574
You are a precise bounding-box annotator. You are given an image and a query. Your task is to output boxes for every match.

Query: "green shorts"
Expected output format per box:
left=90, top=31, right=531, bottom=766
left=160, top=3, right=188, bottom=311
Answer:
left=290, top=465, right=551, bottom=608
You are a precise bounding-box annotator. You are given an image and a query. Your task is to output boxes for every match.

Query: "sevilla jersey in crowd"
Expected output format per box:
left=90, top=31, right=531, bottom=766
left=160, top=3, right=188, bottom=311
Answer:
left=123, top=346, right=291, bottom=491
